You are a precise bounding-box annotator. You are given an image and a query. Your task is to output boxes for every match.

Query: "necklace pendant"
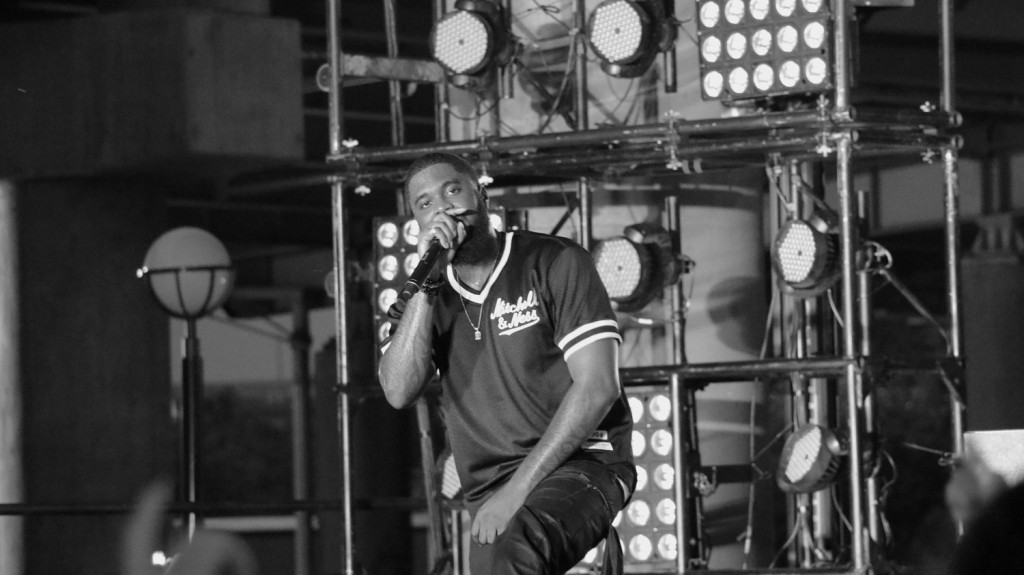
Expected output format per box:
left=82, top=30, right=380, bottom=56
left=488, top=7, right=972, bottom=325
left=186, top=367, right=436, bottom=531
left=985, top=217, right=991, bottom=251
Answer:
left=474, top=329, right=482, bottom=341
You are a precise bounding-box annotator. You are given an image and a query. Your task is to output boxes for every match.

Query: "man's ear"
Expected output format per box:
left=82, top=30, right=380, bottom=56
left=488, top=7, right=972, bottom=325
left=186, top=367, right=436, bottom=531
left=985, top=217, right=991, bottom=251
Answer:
left=479, top=186, right=489, bottom=204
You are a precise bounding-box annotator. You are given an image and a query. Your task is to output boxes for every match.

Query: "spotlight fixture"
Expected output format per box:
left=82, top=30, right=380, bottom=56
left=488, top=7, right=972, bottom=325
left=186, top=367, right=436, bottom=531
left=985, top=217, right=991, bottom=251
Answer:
left=430, top=0, right=515, bottom=92
left=586, top=0, right=678, bottom=78
left=771, top=209, right=839, bottom=296
left=592, top=222, right=683, bottom=312
left=777, top=424, right=846, bottom=493
left=696, top=0, right=833, bottom=100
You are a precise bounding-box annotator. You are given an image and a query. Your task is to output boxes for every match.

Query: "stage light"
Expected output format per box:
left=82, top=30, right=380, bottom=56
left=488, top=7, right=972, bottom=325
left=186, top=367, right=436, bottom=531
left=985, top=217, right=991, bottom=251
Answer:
left=376, top=222, right=398, bottom=249
left=696, top=0, right=833, bottom=101
left=430, top=0, right=514, bottom=92
left=402, top=219, right=419, bottom=246
left=586, top=0, right=677, bottom=78
left=627, top=500, right=651, bottom=526
left=592, top=223, right=683, bottom=313
left=777, top=424, right=846, bottom=493
left=771, top=210, right=839, bottom=296
left=618, top=385, right=680, bottom=569
left=378, top=255, right=399, bottom=282
left=629, top=534, right=653, bottom=561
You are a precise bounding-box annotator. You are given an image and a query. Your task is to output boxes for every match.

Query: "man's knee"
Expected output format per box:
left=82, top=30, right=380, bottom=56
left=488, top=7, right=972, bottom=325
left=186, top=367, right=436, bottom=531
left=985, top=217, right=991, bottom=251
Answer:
left=490, top=507, right=561, bottom=574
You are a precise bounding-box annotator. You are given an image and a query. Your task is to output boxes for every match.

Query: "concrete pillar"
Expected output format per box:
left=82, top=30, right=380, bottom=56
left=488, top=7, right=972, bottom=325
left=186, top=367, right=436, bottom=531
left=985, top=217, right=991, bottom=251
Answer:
left=15, top=179, right=173, bottom=575
left=0, top=181, right=24, bottom=575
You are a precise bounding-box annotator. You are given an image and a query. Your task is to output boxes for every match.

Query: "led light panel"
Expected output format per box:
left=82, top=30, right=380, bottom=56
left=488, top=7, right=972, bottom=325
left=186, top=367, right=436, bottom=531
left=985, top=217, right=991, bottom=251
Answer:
left=696, top=0, right=833, bottom=100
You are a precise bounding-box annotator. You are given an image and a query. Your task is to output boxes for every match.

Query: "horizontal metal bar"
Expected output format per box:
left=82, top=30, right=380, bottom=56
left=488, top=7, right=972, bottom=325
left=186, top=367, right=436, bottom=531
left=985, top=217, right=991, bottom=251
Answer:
left=621, top=357, right=855, bottom=385
left=0, top=497, right=425, bottom=517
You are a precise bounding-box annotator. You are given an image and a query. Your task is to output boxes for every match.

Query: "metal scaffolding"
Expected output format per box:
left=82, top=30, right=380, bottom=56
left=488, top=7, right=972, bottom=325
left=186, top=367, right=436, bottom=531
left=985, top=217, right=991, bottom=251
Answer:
left=324, top=1, right=966, bottom=573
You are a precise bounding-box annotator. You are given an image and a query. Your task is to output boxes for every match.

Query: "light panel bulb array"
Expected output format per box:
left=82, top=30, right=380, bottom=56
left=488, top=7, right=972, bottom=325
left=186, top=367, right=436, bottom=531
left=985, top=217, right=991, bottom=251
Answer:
left=573, top=385, right=680, bottom=571
left=697, top=0, right=832, bottom=100
left=372, top=216, right=423, bottom=349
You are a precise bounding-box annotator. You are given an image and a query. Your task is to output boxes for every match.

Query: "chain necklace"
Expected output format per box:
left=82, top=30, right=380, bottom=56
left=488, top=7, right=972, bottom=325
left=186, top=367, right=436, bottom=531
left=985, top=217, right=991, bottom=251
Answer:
left=457, top=291, right=485, bottom=341
left=453, top=264, right=493, bottom=342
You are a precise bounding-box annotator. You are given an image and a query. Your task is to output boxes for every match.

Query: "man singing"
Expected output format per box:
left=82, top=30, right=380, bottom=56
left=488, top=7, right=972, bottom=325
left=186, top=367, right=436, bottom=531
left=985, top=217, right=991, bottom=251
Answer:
left=378, top=152, right=635, bottom=574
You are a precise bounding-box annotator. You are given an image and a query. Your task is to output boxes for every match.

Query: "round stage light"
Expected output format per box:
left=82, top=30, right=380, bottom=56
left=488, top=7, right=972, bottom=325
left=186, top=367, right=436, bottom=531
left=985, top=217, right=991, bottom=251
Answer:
left=657, top=534, right=678, bottom=560
left=377, top=222, right=398, bottom=248
left=402, top=219, right=420, bottom=245
left=632, top=430, right=647, bottom=457
left=753, top=63, right=774, bottom=91
left=378, top=288, right=398, bottom=313
left=587, top=0, right=650, bottom=64
left=728, top=66, right=749, bottom=94
left=636, top=465, right=649, bottom=491
left=655, top=498, right=676, bottom=525
left=775, top=0, right=796, bottom=17
left=651, top=429, right=673, bottom=457
left=779, top=60, right=801, bottom=87
left=724, top=0, right=745, bottom=24
left=629, top=534, right=654, bottom=561
left=699, top=1, right=721, bottom=27
left=377, top=322, right=391, bottom=343
left=777, top=424, right=846, bottom=493
left=749, top=0, right=770, bottom=19
left=488, top=212, right=504, bottom=231
left=772, top=218, right=838, bottom=293
left=628, top=396, right=645, bottom=423
left=805, top=57, right=828, bottom=84
left=648, top=394, right=671, bottom=421
left=404, top=253, right=420, bottom=277
left=751, top=28, right=772, bottom=56
left=802, top=0, right=824, bottom=12
left=803, top=21, right=826, bottom=49
left=593, top=237, right=649, bottom=300
left=653, top=463, right=675, bottom=490
left=432, top=10, right=492, bottom=75
left=378, top=255, right=399, bottom=282
left=777, top=25, right=799, bottom=52
left=701, top=35, right=722, bottom=63
left=627, top=499, right=651, bottom=526
left=703, top=70, right=725, bottom=98
left=726, top=32, right=747, bottom=59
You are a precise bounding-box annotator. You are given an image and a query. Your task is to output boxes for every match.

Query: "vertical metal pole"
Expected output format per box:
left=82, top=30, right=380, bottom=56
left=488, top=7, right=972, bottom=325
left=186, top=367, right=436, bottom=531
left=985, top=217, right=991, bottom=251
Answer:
left=326, top=0, right=355, bottom=572
left=182, top=318, right=203, bottom=541
left=384, top=0, right=406, bottom=146
left=939, top=0, right=965, bottom=456
left=670, top=374, right=687, bottom=573
left=940, top=0, right=956, bottom=114
left=833, top=0, right=851, bottom=115
left=665, top=195, right=685, bottom=364
left=837, top=132, right=868, bottom=571
left=856, top=190, right=881, bottom=545
left=291, top=295, right=312, bottom=575
left=943, top=146, right=965, bottom=454
left=434, top=0, right=450, bottom=141
left=574, top=0, right=592, bottom=249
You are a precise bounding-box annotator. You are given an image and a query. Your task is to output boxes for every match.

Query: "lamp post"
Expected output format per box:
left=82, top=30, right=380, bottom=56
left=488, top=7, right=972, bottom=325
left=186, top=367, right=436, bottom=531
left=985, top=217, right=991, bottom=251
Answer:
left=137, top=227, right=234, bottom=539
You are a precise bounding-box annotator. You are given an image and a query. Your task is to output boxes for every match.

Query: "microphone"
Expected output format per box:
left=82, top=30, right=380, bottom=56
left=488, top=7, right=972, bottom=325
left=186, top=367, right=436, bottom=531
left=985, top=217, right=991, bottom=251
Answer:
left=399, top=239, right=444, bottom=301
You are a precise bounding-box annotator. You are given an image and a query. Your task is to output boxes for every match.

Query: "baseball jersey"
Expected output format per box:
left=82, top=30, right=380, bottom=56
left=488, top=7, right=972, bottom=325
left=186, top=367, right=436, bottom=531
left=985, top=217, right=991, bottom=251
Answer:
left=398, top=230, right=634, bottom=507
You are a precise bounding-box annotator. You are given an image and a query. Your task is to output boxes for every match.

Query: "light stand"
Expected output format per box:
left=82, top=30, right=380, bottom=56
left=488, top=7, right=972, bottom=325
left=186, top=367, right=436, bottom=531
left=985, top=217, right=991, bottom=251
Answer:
left=137, top=227, right=234, bottom=539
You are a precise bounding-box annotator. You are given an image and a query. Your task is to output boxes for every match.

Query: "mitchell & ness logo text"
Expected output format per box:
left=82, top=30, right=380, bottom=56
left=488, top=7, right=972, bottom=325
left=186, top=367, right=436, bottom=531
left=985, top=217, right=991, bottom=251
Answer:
left=490, top=290, right=541, bottom=336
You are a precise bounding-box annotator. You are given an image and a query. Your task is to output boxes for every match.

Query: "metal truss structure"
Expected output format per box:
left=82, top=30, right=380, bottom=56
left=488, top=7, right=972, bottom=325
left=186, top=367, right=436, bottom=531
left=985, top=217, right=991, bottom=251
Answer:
left=324, top=1, right=967, bottom=573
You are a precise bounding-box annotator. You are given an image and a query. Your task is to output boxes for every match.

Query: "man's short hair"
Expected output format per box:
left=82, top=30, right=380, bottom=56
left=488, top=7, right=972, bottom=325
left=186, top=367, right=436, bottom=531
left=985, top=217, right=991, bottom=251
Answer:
left=403, top=152, right=479, bottom=202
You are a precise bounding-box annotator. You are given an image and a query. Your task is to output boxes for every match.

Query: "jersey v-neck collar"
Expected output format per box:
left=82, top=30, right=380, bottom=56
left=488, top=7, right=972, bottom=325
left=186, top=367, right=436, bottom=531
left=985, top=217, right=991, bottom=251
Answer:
left=445, top=231, right=513, bottom=305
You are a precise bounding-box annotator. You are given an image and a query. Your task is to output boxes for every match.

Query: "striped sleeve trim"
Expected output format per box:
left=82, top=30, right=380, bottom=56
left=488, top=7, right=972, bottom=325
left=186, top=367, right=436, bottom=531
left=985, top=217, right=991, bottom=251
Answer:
left=559, top=319, right=621, bottom=361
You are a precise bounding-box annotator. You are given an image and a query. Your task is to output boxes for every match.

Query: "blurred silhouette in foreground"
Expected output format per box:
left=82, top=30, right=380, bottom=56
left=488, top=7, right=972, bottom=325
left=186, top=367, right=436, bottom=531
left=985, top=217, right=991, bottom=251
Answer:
left=945, top=453, right=1023, bottom=575
left=121, top=482, right=257, bottom=575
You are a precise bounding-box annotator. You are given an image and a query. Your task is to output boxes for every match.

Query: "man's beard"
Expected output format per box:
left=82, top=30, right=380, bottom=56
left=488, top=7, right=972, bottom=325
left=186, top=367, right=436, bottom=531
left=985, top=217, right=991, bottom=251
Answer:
left=452, top=224, right=496, bottom=266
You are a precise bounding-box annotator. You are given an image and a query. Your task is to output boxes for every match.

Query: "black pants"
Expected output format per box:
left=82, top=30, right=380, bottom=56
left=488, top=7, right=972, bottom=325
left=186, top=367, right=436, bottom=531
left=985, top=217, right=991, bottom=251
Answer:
left=469, top=459, right=625, bottom=575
